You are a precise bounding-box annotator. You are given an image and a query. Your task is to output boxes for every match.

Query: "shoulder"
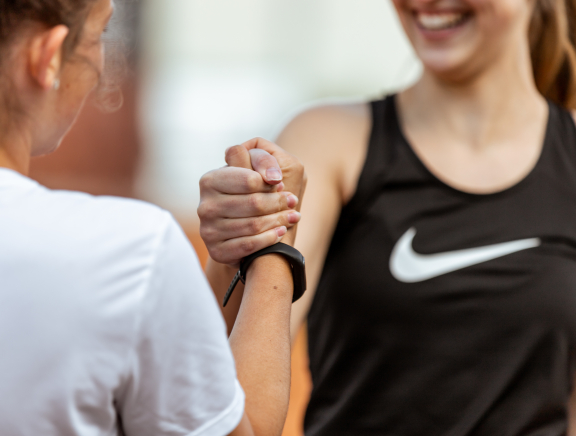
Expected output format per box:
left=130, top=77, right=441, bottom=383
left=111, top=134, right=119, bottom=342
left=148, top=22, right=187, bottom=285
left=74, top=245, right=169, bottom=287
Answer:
left=45, top=189, right=172, bottom=241
left=10, top=185, right=178, bottom=265
left=277, top=101, right=371, bottom=156
left=277, top=100, right=373, bottom=202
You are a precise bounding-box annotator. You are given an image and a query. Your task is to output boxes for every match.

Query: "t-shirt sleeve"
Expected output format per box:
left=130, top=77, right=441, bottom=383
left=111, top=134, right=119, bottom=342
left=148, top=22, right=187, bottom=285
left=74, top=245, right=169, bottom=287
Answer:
left=117, top=214, right=244, bottom=436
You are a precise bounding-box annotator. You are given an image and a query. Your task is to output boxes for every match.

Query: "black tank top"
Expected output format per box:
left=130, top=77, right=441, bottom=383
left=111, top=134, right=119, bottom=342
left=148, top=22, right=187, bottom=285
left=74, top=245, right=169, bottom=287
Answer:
left=305, top=96, right=576, bottom=436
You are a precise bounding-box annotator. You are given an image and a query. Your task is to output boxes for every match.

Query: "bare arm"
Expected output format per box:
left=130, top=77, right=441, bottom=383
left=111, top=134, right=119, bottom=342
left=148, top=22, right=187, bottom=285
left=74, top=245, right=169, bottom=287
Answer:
left=197, top=138, right=306, bottom=436
left=275, top=104, right=371, bottom=342
left=227, top=252, right=295, bottom=436
left=201, top=104, right=370, bottom=343
left=200, top=139, right=304, bottom=333
left=205, top=260, right=245, bottom=335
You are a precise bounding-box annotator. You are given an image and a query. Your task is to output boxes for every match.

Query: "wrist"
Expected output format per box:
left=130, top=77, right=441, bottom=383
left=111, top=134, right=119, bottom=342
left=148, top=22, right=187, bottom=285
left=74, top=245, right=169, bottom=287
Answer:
left=245, top=254, right=294, bottom=298
left=208, top=256, right=242, bottom=271
left=247, top=254, right=291, bottom=279
left=223, top=243, right=306, bottom=307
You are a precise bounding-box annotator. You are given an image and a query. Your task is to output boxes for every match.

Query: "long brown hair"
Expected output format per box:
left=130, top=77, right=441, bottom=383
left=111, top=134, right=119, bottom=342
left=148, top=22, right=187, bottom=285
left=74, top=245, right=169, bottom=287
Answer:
left=0, top=0, right=98, bottom=60
left=530, top=0, right=576, bottom=110
left=0, top=0, right=124, bottom=113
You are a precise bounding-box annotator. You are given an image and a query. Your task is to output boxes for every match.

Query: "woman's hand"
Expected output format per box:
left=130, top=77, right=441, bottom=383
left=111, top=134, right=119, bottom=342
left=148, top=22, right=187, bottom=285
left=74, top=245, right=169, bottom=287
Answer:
left=198, top=138, right=306, bottom=267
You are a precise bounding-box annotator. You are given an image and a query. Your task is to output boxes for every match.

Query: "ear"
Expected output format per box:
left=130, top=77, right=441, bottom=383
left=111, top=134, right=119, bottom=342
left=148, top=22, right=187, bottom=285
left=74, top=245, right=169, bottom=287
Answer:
left=28, top=25, right=70, bottom=90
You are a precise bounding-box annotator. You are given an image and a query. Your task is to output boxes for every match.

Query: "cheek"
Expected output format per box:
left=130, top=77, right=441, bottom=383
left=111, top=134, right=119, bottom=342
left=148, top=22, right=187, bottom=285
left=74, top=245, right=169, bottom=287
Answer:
left=391, top=0, right=411, bottom=25
left=471, top=0, right=531, bottom=33
left=85, top=43, right=105, bottom=82
left=58, top=63, right=100, bottom=121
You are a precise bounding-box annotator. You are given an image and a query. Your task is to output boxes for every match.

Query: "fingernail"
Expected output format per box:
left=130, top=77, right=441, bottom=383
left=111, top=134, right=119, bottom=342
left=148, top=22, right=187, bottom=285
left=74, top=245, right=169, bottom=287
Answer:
left=266, top=167, right=282, bottom=182
left=287, top=195, right=299, bottom=208
left=276, top=226, right=287, bottom=239
left=288, top=211, right=301, bottom=224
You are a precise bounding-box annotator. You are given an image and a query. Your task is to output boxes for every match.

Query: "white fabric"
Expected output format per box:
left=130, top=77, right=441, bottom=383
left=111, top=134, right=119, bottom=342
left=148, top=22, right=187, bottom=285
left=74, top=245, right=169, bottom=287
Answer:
left=0, top=168, right=244, bottom=436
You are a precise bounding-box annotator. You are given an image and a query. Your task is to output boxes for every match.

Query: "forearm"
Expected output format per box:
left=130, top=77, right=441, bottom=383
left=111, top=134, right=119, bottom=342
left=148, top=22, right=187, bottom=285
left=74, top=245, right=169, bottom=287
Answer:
left=228, top=253, right=294, bottom=436
left=205, top=258, right=245, bottom=334
left=206, top=228, right=297, bottom=335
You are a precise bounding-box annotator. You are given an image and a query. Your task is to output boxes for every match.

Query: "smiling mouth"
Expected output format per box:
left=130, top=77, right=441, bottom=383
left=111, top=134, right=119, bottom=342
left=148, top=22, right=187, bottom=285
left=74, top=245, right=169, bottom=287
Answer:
left=414, top=11, right=472, bottom=31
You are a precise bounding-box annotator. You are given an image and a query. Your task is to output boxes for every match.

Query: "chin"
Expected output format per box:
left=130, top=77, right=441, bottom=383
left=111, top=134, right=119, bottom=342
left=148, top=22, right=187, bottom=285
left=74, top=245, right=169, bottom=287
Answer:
left=418, top=49, right=481, bottom=83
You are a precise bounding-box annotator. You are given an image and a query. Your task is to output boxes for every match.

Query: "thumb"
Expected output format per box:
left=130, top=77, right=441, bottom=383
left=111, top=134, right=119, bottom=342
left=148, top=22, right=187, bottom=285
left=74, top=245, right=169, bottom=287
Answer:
left=249, top=149, right=283, bottom=185
left=225, top=145, right=252, bottom=169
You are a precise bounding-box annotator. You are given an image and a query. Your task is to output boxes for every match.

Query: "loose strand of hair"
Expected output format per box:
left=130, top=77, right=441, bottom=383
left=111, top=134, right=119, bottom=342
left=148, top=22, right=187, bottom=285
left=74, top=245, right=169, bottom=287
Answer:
left=531, top=0, right=576, bottom=110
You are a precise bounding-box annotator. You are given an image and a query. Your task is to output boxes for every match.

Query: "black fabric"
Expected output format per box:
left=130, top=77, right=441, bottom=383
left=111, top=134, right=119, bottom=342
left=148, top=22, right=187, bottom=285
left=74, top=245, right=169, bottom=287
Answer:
left=305, top=96, right=576, bottom=436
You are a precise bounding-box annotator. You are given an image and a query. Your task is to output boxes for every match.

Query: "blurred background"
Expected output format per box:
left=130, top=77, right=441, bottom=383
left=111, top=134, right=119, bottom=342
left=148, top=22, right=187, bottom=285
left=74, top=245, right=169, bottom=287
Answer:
left=29, top=1, right=420, bottom=434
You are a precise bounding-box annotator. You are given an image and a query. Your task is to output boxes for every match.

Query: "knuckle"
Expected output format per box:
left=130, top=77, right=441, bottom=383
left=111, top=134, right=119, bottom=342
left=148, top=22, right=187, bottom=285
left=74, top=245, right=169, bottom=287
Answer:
left=227, top=144, right=242, bottom=155
left=239, top=239, right=256, bottom=255
left=285, top=153, right=303, bottom=171
left=197, top=201, right=216, bottom=220
left=228, top=219, right=243, bottom=235
left=248, top=194, right=263, bottom=213
left=245, top=173, right=261, bottom=191
left=225, top=145, right=244, bottom=162
left=199, top=225, right=217, bottom=242
left=249, top=217, right=264, bottom=234
left=209, top=246, right=224, bottom=262
left=199, top=173, right=212, bottom=191
left=292, top=158, right=305, bottom=176
left=278, top=193, right=288, bottom=210
left=280, top=212, right=290, bottom=227
left=196, top=202, right=207, bottom=218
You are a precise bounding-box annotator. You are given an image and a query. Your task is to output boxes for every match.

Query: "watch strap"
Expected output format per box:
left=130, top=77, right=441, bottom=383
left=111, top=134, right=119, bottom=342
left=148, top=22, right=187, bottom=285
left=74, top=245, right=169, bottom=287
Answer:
left=223, top=243, right=306, bottom=307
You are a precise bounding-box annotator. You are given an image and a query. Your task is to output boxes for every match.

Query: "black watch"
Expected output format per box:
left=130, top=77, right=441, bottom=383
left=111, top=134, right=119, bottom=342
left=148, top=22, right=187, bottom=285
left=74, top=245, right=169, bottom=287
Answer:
left=223, top=243, right=306, bottom=307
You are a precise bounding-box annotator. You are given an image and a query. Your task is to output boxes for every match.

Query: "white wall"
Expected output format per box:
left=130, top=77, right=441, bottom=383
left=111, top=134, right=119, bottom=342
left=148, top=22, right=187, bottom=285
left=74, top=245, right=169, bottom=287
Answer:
left=138, top=0, right=421, bottom=217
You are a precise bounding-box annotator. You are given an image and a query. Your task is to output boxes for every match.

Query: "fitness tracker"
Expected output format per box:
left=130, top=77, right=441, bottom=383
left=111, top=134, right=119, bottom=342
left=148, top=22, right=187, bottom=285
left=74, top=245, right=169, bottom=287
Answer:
left=223, top=243, right=306, bottom=307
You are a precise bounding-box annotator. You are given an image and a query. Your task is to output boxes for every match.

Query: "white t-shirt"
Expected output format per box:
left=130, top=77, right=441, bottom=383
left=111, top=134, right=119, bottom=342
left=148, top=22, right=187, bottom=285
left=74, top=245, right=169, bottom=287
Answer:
left=0, top=168, right=244, bottom=436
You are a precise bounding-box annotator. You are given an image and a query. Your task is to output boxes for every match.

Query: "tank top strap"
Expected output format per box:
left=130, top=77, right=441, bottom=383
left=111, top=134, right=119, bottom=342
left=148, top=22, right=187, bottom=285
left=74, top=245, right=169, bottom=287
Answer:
left=337, top=96, right=400, bottom=229
left=545, top=102, right=576, bottom=170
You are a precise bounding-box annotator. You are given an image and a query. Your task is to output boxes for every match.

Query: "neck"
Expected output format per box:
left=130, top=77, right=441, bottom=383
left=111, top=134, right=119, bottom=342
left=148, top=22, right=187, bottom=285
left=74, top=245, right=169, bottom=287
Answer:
left=399, top=40, right=547, bottom=148
left=0, top=127, right=32, bottom=175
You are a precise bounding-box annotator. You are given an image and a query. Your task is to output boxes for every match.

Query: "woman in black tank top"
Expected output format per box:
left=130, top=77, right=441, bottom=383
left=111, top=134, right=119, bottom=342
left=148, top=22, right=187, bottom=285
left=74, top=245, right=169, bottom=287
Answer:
left=200, top=1, right=576, bottom=435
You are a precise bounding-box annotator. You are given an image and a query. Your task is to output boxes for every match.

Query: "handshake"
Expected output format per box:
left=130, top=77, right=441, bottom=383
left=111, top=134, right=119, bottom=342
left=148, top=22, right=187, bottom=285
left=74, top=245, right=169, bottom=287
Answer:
left=198, top=137, right=307, bottom=267
left=197, top=137, right=308, bottom=436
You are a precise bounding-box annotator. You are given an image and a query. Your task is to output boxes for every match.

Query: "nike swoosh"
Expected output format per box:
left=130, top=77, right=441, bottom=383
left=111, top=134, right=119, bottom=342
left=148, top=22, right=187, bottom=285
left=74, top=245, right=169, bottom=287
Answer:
left=390, top=228, right=541, bottom=283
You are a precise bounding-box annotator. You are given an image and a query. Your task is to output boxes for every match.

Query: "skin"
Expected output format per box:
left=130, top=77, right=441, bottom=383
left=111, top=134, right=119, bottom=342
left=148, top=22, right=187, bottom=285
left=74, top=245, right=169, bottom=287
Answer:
left=0, top=0, right=113, bottom=172
left=201, top=0, right=576, bottom=432
left=0, top=2, right=305, bottom=435
left=220, top=139, right=306, bottom=436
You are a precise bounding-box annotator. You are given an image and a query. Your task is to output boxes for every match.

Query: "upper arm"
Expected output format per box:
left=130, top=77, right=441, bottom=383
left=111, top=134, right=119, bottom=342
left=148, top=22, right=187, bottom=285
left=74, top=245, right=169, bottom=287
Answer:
left=118, top=217, right=245, bottom=436
left=275, top=103, right=371, bottom=342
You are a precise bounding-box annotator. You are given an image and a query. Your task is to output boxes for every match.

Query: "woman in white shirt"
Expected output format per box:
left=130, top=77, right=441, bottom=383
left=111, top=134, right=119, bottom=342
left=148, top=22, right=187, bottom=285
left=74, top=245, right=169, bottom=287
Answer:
left=0, top=1, right=304, bottom=435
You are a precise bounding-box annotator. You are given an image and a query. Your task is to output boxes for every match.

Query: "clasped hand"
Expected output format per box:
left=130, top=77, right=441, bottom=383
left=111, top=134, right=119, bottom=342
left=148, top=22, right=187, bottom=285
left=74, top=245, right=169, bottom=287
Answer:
left=198, top=137, right=306, bottom=266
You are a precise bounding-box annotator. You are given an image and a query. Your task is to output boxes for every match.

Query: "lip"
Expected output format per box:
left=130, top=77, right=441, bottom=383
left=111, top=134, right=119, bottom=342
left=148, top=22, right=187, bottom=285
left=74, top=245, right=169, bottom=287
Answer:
left=412, top=10, right=473, bottom=42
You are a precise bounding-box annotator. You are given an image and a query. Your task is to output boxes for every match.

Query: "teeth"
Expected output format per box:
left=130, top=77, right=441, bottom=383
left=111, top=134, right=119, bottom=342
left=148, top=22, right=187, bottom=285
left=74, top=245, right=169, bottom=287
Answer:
left=416, top=12, right=466, bottom=31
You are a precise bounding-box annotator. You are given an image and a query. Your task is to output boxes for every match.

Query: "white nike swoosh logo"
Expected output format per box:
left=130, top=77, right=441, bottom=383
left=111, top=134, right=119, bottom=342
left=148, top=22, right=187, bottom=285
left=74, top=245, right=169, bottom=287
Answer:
left=390, top=228, right=541, bottom=283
